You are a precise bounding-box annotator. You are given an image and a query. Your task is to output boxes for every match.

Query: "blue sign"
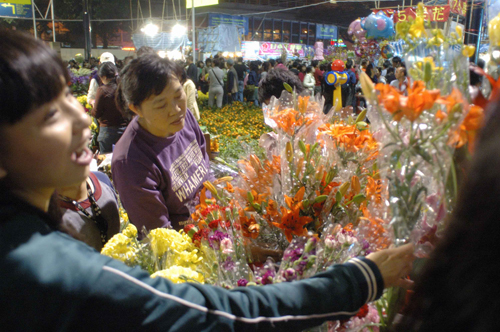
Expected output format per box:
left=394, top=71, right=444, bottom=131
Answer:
left=0, top=3, right=32, bottom=18
left=208, top=13, right=249, bottom=35
left=316, top=24, right=338, bottom=40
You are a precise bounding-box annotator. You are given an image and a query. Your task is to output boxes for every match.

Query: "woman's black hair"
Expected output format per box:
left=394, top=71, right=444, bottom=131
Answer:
left=180, top=69, right=188, bottom=84
left=306, top=66, right=313, bottom=74
left=258, top=68, right=304, bottom=103
left=0, top=30, right=70, bottom=125
left=250, top=62, right=258, bottom=72
left=395, top=99, right=500, bottom=331
left=262, top=61, right=270, bottom=72
left=116, top=53, right=182, bottom=117
left=217, top=58, right=225, bottom=69
left=98, top=62, right=118, bottom=84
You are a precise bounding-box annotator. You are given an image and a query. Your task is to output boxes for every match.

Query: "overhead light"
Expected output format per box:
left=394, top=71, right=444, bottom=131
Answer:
left=172, top=23, right=187, bottom=37
left=141, top=23, right=159, bottom=36
left=158, top=51, right=166, bottom=58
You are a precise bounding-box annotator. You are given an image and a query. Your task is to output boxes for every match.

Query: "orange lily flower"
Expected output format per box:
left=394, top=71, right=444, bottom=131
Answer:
left=358, top=208, right=392, bottom=250
left=448, top=105, right=484, bottom=152
left=285, top=186, right=305, bottom=210
left=351, top=175, right=361, bottom=195
left=239, top=211, right=260, bottom=239
left=376, top=81, right=441, bottom=122
left=375, top=83, right=402, bottom=120
left=263, top=199, right=281, bottom=224
left=225, top=182, right=234, bottom=193
left=272, top=206, right=312, bottom=242
left=401, top=81, right=441, bottom=122
left=244, top=190, right=269, bottom=212
left=298, top=95, right=310, bottom=114
left=365, top=176, right=383, bottom=205
left=270, top=109, right=300, bottom=136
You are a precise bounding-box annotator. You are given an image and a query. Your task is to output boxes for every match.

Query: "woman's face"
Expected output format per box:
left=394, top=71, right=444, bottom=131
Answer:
left=131, top=76, right=187, bottom=137
left=0, top=86, right=92, bottom=201
left=301, top=65, right=306, bottom=72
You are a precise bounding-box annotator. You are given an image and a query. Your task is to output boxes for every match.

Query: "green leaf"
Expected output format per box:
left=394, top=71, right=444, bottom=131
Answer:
left=284, top=83, right=293, bottom=93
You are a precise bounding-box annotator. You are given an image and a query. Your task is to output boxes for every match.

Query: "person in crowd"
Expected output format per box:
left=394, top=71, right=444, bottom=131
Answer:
left=275, top=59, right=288, bottom=70
left=200, top=58, right=212, bottom=94
left=269, top=58, right=276, bottom=69
left=365, top=64, right=379, bottom=84
left=136, top=46, right=155, bottom=57
left=180, top=69, right=200, bottom=120
left=91, top=62, right=128, bottom=154
left=303, top=66, right=315, bottom=95
left=124, top=56, right=134, bottom=66
left=469, top=60, right=488, bottom=109
left=342, top=60, right=357, bottom=109
left=360, top=60, right=368, bottom=72
left=234, top=57, right=248, bottom=102
left=290, top=61, right=300, bottom=76
left=87, top=52, right=115, bottom=107
left=260, top=61, right=270, bottom=84
left=68, top=59, right=80, bottom=70
left=247, top=61, right=261, bottom=106
left=185, top=56, right=198, bottom=87
left=395, top=93, right=500, bottom=332
left=298, top=64, right=307, bottom=82
left=0, top=30, right=415, bottom=331
left=312, top=60, right=323, bottom=96
left=381, top=60, right=391, bottom=77
left=376, top=67, right=387, bottom=84
left=196, top=60, right=205, bottom=88
left=112, top=54, right=215, bottom=233
left=208, top=58, right=225, bottom=108
left=56, top=171, right=120, bottom=251
left=226, top=58, right=239, bottom=104
left=390, top=67, right=409, bottom=95
left=385, top=67, right=396, bottom=85
left=392, top=56, right=402, bottom=69
left=258, top=68, right=305, bottom=105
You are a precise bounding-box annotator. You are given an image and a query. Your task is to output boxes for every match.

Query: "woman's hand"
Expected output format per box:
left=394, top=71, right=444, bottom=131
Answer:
left=366, top=243, right=415, bottom=289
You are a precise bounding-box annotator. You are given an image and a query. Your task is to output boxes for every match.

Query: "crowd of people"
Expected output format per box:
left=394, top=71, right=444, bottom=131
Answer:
left=1, top=29, right=499, bottom=331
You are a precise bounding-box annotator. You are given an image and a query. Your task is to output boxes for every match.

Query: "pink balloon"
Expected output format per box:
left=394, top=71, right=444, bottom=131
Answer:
left=376, top=18, right=386, bottom=31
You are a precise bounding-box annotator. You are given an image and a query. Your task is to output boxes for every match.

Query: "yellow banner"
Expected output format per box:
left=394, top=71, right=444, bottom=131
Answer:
left=186, top=0, right=218, bottom=9
left=0, top=0, right=31, bottom=5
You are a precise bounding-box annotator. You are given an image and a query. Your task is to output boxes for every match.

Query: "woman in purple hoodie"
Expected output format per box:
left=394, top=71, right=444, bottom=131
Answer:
left=112, top=55, right=214, bottom=234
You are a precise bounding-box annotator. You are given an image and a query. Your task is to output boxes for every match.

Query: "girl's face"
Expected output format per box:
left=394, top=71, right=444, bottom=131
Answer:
left=0, top=85, right=92, bottom=206
left=131, top=76, right=187, bottom=138
left=301, top=65, right=306, bottom=72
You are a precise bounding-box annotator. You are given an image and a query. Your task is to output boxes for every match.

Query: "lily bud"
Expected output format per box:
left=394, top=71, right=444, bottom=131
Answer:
left=286, top=141, right=294, bottom=162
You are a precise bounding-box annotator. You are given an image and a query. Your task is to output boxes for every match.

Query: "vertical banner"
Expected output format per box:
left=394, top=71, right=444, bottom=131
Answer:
left=450, top=0, right=468, bottom=16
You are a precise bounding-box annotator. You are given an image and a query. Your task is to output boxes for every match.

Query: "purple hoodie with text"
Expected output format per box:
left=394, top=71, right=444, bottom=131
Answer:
left=112, top=110, right=214, bottom=232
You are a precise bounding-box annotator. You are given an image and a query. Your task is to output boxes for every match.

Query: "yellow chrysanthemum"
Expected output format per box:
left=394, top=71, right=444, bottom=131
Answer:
left=148, top=228, right=195, bottom=257
left=174, top=249, right=204, bottom=267
left=151, top=266, right=205, bottom=284
left=122, top=223, right=137, bottom=238
left=101, top=233, right=138, bottom=263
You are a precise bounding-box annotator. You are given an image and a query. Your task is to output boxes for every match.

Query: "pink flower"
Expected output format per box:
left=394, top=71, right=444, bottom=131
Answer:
left=220, top=238, right=234, bottom=254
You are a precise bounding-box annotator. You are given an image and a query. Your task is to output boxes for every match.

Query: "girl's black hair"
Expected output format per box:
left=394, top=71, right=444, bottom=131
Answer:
left=262, top=61, right=270, bottom=72
left=98, top=62, right=118, bottom=83
left=258, top=68, right=304, bottom=103
left=116, top=54, right=182, bottom=117
left=395, top=98, right=500, bottom=331
left=306, top=66, right=313, bottom=74
left=0, top=30, right=70, bottom=125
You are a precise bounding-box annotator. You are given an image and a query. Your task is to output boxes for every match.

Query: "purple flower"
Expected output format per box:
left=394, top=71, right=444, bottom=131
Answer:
left=283, top=247, right=304, bottom=262
left=282, top=268, right=297, bottom=282
left=362, top=240, right=370, bottom=250
left=222, top=256, right=235, bottom=271
left=261, top=270, right=275, bottom=285
left=237, top=279, right=248, bottom=287
left=209, top=230, right=229, bottom=250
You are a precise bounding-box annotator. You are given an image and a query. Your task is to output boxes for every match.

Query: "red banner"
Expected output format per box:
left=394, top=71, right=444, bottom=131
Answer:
left=450, top=0, right=467, bottom=16
left=392, top=5, right=451, bottom=23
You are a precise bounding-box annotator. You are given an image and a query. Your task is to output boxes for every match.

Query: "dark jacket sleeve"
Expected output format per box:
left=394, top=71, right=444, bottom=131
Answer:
left=227, top=71, right=235, bottom=93
left=1, top=210, right=384, bottom=332
left=92, top=87, right=105, bottom=119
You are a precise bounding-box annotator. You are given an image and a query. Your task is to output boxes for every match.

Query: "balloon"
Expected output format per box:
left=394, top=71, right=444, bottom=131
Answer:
left=349, top=18, right=367, bottom=41
left=361, top=11, right=395, bottom=39
left=489, top=13, right=500, bottom=47
left=331, top=59, right=345, bottom=72
left=381, top=44, right=396, bottom=59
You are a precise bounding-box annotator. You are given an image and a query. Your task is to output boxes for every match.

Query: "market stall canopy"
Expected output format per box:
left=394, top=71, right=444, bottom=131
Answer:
left=132, top=32, right=189, bottom=51
left=198, top=24, right=242, bottom=55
